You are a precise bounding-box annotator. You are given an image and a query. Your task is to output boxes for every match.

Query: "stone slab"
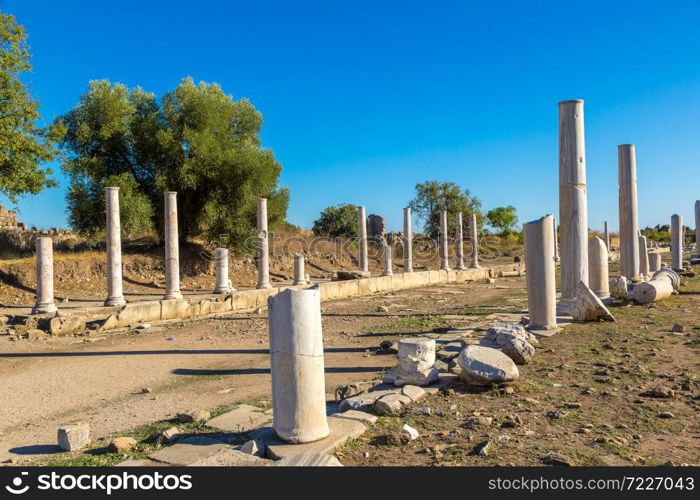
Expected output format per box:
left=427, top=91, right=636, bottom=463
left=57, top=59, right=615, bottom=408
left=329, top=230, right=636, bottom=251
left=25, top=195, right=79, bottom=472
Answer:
left=187, top=447, right=271, bottom=466
left=117, top=459, right=170, bottom=467
left=424, top=373, right=459, bottom=394
left=252, top=416, right=366, bottom=460
left=148, top=436, right=229, bottom=465
left=205, top=404, right=273, bottom=433
left=328, top=410, right=377, bottom=424
left=269, top=453, right=343, bottom=466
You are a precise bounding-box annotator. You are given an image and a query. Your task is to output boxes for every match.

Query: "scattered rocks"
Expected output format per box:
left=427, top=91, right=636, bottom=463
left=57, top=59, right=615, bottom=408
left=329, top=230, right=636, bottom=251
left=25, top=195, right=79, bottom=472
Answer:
left=657, top=411, right=675, bottom=419
left=376, top=305, right=389, bottom=313
left=141, top=387, right=153, bottom=394
left=57, top=423, right=90, bottom=451
left=334, top=381, right=377, bottom=401
left=109, top=436, right=137, bottom=453
left=501, top=338, right=536, bottom=365
left=374, top=393, right=412, bottom=415
left=464, top=415, right=493, bottom=428
left=671, top=323, right=685, bottom=333
left=486, top=322, right=540, bottom=347
left=563, top=402, right=582, bottom=409
left=542, top=452, right=573, bottom=466
left=402, top=424, right=419, bottom=441
left=501, top=415, right=523, bottom=428
left=239, top=439, right=264, bottom=457
left=456, top=345, right=519, bottom=386
left=177, top=409, right=211, bottom=424
left=400, top=385, right=427, bottom=403
left=160, top=427, right=181, bottom=443
left=473, top=440, right=491, bottom=457
left=545, top=410, right=568, bottom=420
left=641, top=386, right=675, bottom=399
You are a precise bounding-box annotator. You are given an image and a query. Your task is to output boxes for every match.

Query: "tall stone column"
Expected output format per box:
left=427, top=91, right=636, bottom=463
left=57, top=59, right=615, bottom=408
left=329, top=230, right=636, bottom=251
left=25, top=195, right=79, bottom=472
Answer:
left=382, top=243, right=393, bottom=276
left=439, top=210, right=450, bottom=270
left=213, top=248, right=232, bottom=294
left=523, top=215, right=556, bottom=330
left=648, top=252, right=662, bottom=272
left=588, top=236, right=610, bottom=299
left=403, top=207, right=413, bottom=272
left=553, top=216, right=559, bottom=262
left=293, top=253, right=307, bottom=286
left=671, top=214, right=683, bottom=271
left=558, top=99, right=589, bottom=307
left=618, top=144, right=640, bottom=280
left=104, top=187, right=126, bottom=306
left=638, top=234, right=650, bottom=278
left=256, top=198, right=272, bottom=289
left=357, top=206, right=368, bottom=273
left=164, top=191, right=182, bottom=299
left=695, top=200, right=700, bottom=251
left=268, top=287, right=330, bottom=444
left=32, top=236, right=57, bottom=314
left=454, top=212, right=465, bottom=270
left=604, top=221, right=610, bottom=250
left=469, top=211, right=480, bottom=268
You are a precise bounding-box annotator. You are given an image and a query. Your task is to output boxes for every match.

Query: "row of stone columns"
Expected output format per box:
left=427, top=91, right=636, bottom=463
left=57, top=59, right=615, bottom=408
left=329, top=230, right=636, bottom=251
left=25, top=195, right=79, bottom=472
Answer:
left=618, top=144, right=640, bottom=281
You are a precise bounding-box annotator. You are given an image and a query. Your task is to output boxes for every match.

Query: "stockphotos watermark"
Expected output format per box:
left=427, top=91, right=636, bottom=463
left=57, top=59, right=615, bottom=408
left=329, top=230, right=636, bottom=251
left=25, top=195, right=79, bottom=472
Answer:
left=4, top=470, right=192, bottom=496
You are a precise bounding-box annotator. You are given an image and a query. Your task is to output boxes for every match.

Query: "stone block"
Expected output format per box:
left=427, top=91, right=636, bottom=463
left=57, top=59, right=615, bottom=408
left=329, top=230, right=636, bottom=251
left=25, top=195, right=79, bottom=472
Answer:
left=148, top=436, right=229, bottom=466
left=49, top=315, right=86, bottom=336
left=205, top=404, right=273, bottom=433
left=269, top=453, right=343, bottom=466
left=57, top=423, right=90, bottom=451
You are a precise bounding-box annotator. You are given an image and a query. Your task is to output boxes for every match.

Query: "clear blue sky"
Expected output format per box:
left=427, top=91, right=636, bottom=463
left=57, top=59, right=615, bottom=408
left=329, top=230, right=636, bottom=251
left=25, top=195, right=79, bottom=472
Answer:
left=3, top=0, right=700, bottom=232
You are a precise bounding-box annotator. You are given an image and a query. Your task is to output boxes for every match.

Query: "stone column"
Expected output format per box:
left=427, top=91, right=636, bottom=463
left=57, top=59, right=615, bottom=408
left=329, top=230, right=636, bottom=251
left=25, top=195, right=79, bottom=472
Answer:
left=638, top=234, right=650, bottom=278
left=382, top=243, right=393, bottom=276
left=268, top=287, right=329, bottom=444
left=604, top=221, right=610, bottom=250
left=469, top=211, right=480, bottom=268
left=553, top=216, right=559, bottom=262
left=293, top=253, right=307, bottom=286
left=357, top=206, right=368, bottom=273
left=648, top=252, right=662, bottom=272
left=558, top=99, right=589, bottom=307
left=256, top=198, right=272, bottom=289
left=695, top=200, right=700, bottom=251
left=104, top=187, right=126, bottom=306
left=32, top=237, right=57, bottom=314
left=671, top=213, right=683, bottom=271
left=213, top=248, right=232, bottom=294
left=523, top=215, right=556, bottom=330
left=164, top=191, right=182, bottom=299
left=439, top=210, right=450, bottom=270
left=588, top=236, right=610, bottom=299
left=403, top=207, right=413, bottom=272
left=634, top=268, right=680, bottom=304
left=454, top=212, right=465, bottom=270
left=617, top=144, right=640, bottom=280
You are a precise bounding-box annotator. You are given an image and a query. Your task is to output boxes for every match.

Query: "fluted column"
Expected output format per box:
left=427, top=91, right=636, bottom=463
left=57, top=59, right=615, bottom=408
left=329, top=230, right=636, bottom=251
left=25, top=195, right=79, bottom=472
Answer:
left=256, top=198, right=272, bottom=289
left=403, top=207, right=413, bottom=272
left=357, top=206, right=368, bottom=273
left=618, top=144, right=640, bottom=280
left=469, top=212, right=480, bottom=268
left=104, top=187, right=126, bottom=306
left=32, top=237, right=57, bottom=314
left=454, top=212, right=465, bottom=270
left=164, top=191, right=182, bottom=299
left=671, top=214, right=683, bottom=271
left=523, top=215, right=556, bottom=330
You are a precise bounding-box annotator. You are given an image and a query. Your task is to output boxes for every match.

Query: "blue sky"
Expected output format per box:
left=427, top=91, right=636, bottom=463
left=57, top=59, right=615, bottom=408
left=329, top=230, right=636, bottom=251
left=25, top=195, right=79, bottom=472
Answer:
left=3, top=0, right=700, bottom=232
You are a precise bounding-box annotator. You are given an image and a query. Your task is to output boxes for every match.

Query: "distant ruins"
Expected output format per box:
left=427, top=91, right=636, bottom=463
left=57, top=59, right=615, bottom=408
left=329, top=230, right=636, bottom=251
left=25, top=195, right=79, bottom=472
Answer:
left=0, top=204, right=25, bottom=230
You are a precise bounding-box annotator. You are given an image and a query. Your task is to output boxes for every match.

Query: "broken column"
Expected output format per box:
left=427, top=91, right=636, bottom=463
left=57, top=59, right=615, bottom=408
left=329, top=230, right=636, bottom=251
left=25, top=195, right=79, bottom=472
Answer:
left=403, top=207, right=413, bottom=272
left=604, top=220, right=610, bottom=250
left=268, top=287, right=329, bottom=444
left=454, top=212, right=465, bottom=270
left=293, top=253, right=307, bottom=286
left=523, top=215, right=557, bottom=330
left=633, top=268, right=680, bottom=304
left=558, top=100, right=589, bottom=309
left=164, top=191, right=182, bottom=299
left=32, top=236, right=57, bottom=314
left=104, top=186, right=126, bottom=306
left=382, top=243, right=393, bottom=276
left=439, top=210, right=450, bottom=270
left=213, top=248, right=232, bottom=294
left=648, top=252, right=662, bottom=272
left=638, top=234, right=650, bottom=278
left=671, top=214, right=683, bottom=271
left=384, top=337, right=439, bottom=386
left=588, top=236, right=610, bottom=299
left=256, top=198, right=272, bottom=289
left=357, top=206, right=368, bottom=273
left=618, top=144, right=640, bottom=280
left=469, top=211, right=480, bottom=268
left=569, top=281, right=615, bottom=322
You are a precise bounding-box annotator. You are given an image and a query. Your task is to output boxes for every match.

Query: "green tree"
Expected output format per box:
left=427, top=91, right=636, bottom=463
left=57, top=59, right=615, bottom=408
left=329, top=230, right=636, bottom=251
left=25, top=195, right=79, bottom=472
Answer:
left=0, top=14, right=56, bottom=201
left=486, top=205, right=518, bottom=236
left=408, top=180, right=482, bottom=239
left=312, top=203, right=358, bottom=238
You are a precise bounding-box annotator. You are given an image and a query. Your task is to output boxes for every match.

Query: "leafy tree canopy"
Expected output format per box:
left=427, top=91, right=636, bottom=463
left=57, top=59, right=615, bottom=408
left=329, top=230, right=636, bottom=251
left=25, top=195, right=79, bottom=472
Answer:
left=0, top=14, right=56, bottom=202
left=486, top=205, right=518, bottom=236
left=312, top=203, right=358, bottom=239
left=408, top=180, right=482, bottom=239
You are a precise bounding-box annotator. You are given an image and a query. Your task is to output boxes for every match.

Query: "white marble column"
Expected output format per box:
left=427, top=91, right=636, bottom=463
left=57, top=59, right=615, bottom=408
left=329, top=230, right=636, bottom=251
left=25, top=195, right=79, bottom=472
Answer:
left=648, top=252, right=662, bottom=273
left=213, top=248, right=232, bottom=294
left=357, top=206, right=368, bottom=273
left=638, top=234, right=650, bottom=278
left=439, top=210, right=450, bottom=270
left=454, top=212, right=465, bottom=270
left=268, top=287, right=329, bottom=444
left=523, top=215, right=556, bottom=330
left=558, top=100, right=589, bottom=307
left=671, top=214, right=683, bottom=271
left=164, top=191, right=182, bottom=299
left=32, top=236, right=57, bottom=314
left=469, top=211, right=480, bottom=268
left=553, top=216, right=559, bottom=262
left=588, top=236, right=610, bottom=299
left=256, top=198, right=272, bottom=289
left=293, top=253, right=307, bottom=286
left=382, top=243, right=393, bottom=276
left=604, top=220, right=610, bottom=250
left=618, top=144, right=640, bottom=280
left=403, top=207, right=413, bottom=272
left=104, top=187, right=126, bottom=306
left=695, top=200, right=700, bottom=251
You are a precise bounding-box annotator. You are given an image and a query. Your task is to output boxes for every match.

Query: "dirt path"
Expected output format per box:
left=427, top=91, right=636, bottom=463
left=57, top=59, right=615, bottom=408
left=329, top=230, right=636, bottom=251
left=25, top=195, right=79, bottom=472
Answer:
left=0, top=280, right=507, bottom=462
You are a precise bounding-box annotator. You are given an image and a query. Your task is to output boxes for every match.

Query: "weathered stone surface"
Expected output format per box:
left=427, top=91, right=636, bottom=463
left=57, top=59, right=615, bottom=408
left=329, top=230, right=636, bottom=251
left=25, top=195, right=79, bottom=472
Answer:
left=149, top=436, right=228, bottom=465
left=188, top=447, right=270, bottom=467
left=334, top=380, right=378, bottom=401
left=457, top=345, right=519, bottom=386
left=485, top=322, right=539, bottom=347
left=501, top=337, right=535, bottom=365
left=336, top=270, right=371, bottom=280
left=239, top=439, right=264, bottom=457
left=384, top=337, right=439, bottom=387
left=205, top=404, right=272, bottom=433
left=374, top=393, right=412, bottom=415
left=109, top=436, right=137, bottom=453
left=423, top=373, right=459, bottom=394
left=338, top=389, right=397, bottom=412
left=177, top=409, right=211, bottom=424
left=401, top=385, right=427, bottom=403
left=269, top=453, right=343, bottom=467
left=57, top=423, right=90, bottom=451
left=569, top=281, right=615, bottom=322
left=329, top=410, right=377, bottom=424
left=49, top=316, right=86, bottom=336
left=610, top=276, right=631, bottom=300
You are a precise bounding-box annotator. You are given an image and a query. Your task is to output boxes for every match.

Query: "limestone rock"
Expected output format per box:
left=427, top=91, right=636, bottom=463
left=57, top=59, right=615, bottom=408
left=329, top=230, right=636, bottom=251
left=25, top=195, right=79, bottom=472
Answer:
left=334, top=380, right=377, bottom=401
left=336, top=270, right=371, bottom=280
left=239, top=439, right=264, bottom=457
left=109, top=436, right=137, bottom=453
left=160, top=427, right=180, bottom=443
left=400, top=385, right=427, bottom=402
left=384, top=337, right=439, bottom=387
left=177, top=409, right=211, bottom=423
left=402, top=424, right=419, bottom=440
left=456, top=345, right=519, bottom=386
left=329, top=410, right=377, bottom=424
left=374, top=393, right=412, bottom=415
left=569, top=281, right=615, bottom=322
left=269, top=453, right=343, bottom=466
left=609, top=276, right=631, bottom=300
left=338, top=389, right=397, bottom=412
left=188, top=447, right=269, bottom=466
left=485, top=322, right=539, bottom=347
left=501, top=337, right=535, bottom=365
left=57, top=423, right=90, bottom=451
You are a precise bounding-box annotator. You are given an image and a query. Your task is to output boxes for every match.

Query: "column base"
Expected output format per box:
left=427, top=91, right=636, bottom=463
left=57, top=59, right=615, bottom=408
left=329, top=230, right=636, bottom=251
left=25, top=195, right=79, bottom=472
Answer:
left=257, top=283, right=273, bottom=290
left=292, top=280, right=307, bottom=286
left=164, top=291, right=183, bottom=299
left=104, top=296, right=126, bottom=307
left=32, top=302, right=57, bottom=315
left=213, top=286, right=233, bottom=294
left=469, top=264, right=481, bottom=269
left=440, top=266, right=451, bottom=271
left=455, top=265, right=465, bottom=271
left=381, top=272, right=393, bottom=277
left=556, top=298, right=574, bottom=315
